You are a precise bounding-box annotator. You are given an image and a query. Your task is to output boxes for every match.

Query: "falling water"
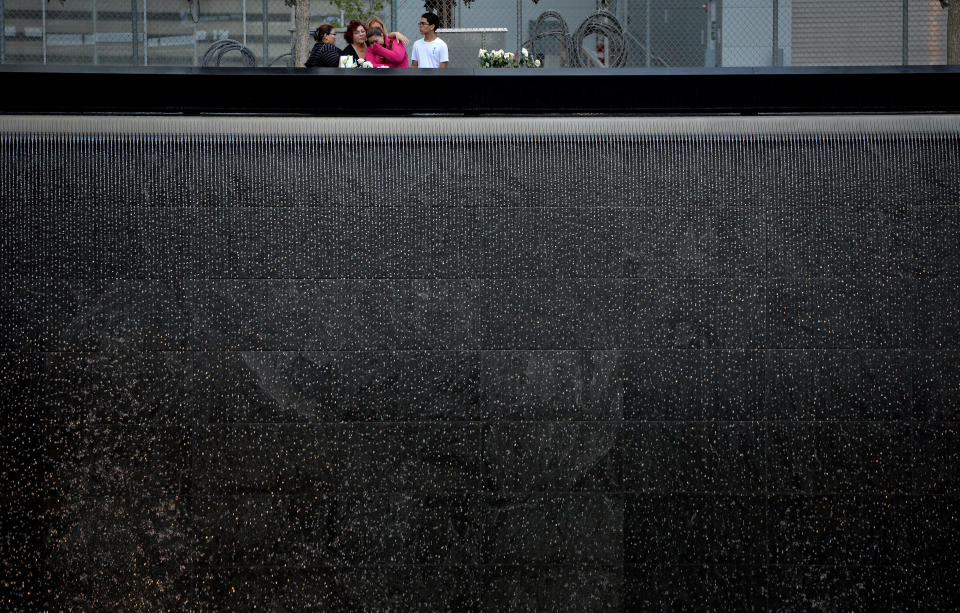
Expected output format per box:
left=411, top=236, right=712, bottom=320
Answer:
left=1, top=114, right=960, bottom=609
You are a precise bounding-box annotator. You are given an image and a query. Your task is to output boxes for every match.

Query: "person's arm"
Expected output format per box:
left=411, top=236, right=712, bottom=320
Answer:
left=438, top=42, right=449, bottom=68
left=371, top=41, right=406, bottom=65
left=365, top=46, right=386, bottom=67
left=387, top=31, right=410, bottom=46
left=409, top=42, right=419, bottom=68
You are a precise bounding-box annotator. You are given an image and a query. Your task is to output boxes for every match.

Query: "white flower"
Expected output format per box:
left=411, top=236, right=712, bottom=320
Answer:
left=534, top=59, right=541, bottom=67
left=362, top=60, right=373, bottom=68
left=478, top=48, right=486, bottom=57
left=521, top=48, right=529, bottom=57
left=505, top=52, right=514, bottom=60
left=494, top=49, right=502, bottom=57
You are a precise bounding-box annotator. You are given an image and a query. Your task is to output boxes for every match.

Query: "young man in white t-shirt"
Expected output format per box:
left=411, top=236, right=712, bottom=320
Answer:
left=410, top=12, right=449, bottom=68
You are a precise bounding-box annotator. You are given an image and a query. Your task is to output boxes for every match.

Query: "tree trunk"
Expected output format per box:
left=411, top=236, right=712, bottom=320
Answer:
left=295, top=0, right=311, bottom=67
left=949, top=3, right=960, bottom=64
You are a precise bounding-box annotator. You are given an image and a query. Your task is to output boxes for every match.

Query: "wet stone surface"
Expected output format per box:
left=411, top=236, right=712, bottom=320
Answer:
left=2, top=127, right=959, bottom=610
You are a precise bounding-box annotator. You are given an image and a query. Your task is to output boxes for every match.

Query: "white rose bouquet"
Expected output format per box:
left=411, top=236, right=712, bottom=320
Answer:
left=339, top=56, right=375, bottom=69
left=478, top=47, right=542, bottom=68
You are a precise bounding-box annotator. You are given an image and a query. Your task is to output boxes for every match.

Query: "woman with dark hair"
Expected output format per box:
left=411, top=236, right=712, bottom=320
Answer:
left=341, top=20, right=368, bottom=63
left=365, top=27, right=409, bottom=68
left=304, top=24, right=339, bottom=67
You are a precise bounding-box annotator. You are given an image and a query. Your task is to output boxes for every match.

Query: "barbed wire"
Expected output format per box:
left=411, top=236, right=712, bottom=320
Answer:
left=523, top=10, right=576, bottom=67
left=524, top=9, right=626, bottom=68
left=570, top=10, right=627, bottom=68
left=200, top=39, right=257, bottom=66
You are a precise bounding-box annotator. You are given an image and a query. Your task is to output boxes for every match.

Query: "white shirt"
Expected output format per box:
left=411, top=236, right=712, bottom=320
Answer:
left=411, top=37, right=449, bottom=68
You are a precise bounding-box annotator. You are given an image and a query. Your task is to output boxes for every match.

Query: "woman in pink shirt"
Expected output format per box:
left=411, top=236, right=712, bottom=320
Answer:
left=365, top=27, right=409, bottom=68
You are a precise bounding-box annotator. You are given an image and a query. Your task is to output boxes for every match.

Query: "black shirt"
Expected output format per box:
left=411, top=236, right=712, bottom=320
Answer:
left=340, top=44, right=362, bottom=62
left=305, top=42, right=340, bottom=67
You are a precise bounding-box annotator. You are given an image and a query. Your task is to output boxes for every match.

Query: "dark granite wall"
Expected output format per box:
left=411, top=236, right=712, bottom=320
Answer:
left=2, top=119, right=959, bottom=610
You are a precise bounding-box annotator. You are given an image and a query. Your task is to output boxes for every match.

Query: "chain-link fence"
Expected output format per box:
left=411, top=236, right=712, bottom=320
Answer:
left=0, top=0, right=951, bottom=67
left=0, top=0, right=363, bottom=66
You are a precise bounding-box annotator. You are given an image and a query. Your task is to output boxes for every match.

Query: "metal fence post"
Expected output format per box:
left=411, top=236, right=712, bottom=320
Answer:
left=705, top=0, right=716, bottom=67
left=1, top=0, right=5, bottom=64
left=516, top=0, right=521, bottom=54
left=93, top=0, right=98, bottom=64
left=772, top=0, right=779, bottom=66
left=645, top=0, right=651, bottom=67
left=391, top=0, right=398, bottom=32
left=288, top=4, right=294, bottom=67
left=262, top=0, right=268, bottom=67
left=143, top=0, right=148, bottom=65
left=41, top=0, right=46, bottom=64
left=131, top=0, right=139, bottom=64
left=902, top=0, right=909, bottom=65
left=622, top=0, right=629, bottom=64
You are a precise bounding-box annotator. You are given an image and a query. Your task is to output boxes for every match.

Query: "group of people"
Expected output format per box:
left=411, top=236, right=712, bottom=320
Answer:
left=305, top=12, right=449, bottom=69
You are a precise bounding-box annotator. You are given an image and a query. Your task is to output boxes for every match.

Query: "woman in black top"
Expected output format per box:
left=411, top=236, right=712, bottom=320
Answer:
left=340, top=20, right=367, bottom=63
left=305, top=24, right=340, bottom=67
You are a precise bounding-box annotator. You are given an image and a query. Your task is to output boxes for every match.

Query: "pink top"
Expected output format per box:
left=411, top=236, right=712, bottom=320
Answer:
left=367, top=39, right=409, bottom=68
